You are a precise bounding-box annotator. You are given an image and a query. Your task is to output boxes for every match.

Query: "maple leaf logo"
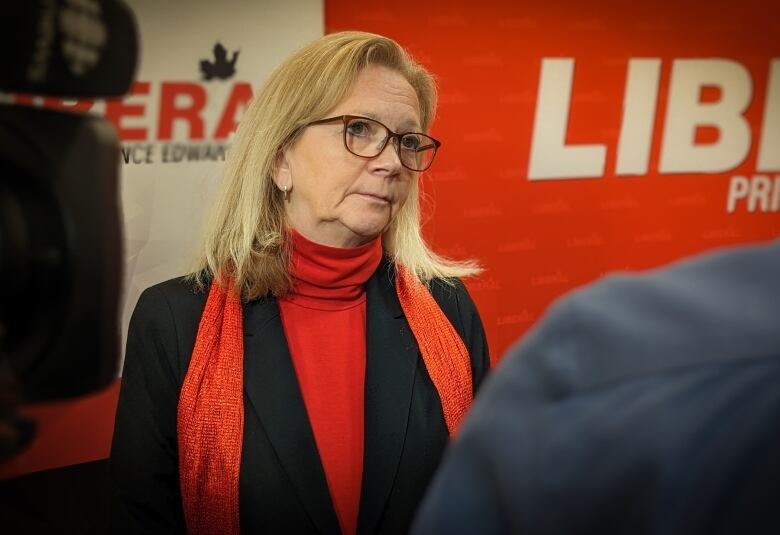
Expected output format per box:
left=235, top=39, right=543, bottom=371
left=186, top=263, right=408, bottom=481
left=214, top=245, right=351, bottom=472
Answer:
left=200, top=42, right=240, bottom=81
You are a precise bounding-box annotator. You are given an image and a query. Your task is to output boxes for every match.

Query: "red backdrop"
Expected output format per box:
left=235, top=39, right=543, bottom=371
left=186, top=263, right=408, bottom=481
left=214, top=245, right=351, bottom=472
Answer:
left=327, top=0, right=780, bottom=357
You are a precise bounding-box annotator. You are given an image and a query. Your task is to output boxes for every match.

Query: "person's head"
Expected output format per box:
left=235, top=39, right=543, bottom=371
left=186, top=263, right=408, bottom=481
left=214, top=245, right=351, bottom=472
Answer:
left=194, top=31, right=479, bottom=299
left=273, top=64, right=435, bottom=250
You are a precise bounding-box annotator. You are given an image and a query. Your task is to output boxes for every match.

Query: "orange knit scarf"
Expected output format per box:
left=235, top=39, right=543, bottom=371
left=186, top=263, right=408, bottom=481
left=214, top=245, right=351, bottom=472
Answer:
left=177, top=265, right=472, bottom=535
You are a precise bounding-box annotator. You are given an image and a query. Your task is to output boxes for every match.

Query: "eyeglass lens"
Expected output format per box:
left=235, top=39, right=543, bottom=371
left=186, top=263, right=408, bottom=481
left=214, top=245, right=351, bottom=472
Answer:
left=344, top=117, right=436, bottom=171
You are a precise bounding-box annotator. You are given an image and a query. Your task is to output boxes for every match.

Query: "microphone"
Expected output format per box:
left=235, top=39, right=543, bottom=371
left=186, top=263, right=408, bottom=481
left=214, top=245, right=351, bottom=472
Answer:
left=0, top=0, right=138, bottom=98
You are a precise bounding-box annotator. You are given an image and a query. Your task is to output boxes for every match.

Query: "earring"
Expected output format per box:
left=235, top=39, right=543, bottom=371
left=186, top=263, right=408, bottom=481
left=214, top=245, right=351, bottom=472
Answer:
left=282, top=185, right=290, bottom=201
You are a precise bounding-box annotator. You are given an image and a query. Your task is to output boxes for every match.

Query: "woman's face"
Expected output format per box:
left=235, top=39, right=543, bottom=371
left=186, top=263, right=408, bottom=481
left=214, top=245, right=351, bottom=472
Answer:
left=275, top=65, right=421, bottom=248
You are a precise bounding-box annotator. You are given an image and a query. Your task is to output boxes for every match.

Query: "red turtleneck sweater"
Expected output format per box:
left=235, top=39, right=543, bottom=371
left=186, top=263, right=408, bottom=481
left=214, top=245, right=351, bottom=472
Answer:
left=278, top=230, right=383, bottom=535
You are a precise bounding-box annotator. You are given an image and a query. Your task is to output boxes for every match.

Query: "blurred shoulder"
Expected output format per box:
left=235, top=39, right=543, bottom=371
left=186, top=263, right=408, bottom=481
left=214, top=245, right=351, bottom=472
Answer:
left=568, top=238, right=780, bottom=352
left=504, top=238, right=780, bottom=396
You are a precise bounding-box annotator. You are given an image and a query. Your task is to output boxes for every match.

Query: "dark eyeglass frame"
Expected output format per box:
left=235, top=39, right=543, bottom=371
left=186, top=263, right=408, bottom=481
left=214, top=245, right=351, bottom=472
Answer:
left=305, top=114, right=442, bottom=172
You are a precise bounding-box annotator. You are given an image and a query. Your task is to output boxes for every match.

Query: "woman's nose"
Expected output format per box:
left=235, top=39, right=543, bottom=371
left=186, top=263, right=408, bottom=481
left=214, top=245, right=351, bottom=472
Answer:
left=371, top=136, right=404, bottom=173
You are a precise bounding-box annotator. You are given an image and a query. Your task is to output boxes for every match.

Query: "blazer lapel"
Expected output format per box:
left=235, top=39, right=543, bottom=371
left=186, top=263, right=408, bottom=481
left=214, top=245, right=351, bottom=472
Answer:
left=242, top=297, right=341, bottom=534
left=357, top=262, right=419, bottom=534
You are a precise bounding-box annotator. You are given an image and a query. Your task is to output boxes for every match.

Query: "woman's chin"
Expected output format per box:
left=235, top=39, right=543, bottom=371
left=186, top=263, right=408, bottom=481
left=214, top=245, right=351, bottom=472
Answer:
left=341, top=218, right=390, bottom=243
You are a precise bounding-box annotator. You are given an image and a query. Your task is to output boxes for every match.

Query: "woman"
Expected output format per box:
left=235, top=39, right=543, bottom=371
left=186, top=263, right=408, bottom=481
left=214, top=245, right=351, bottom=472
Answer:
left=111, top=31, right=490, bottom=535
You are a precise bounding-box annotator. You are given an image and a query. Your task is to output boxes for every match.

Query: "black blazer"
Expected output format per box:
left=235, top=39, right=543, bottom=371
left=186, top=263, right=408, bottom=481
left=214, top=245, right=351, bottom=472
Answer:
left=110, top=259, right=490, bottom=534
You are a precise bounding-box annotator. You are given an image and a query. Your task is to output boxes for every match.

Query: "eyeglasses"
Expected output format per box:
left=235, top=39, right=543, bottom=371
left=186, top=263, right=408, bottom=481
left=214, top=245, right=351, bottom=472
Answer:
left=305, top=115, right=441, bottom=172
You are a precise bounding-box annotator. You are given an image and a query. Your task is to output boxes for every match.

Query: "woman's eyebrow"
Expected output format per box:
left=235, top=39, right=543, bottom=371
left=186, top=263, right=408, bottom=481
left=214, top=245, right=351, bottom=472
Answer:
left=351, top=111, right=422, bottom=132
left=398, top=120, right=422, bottom=132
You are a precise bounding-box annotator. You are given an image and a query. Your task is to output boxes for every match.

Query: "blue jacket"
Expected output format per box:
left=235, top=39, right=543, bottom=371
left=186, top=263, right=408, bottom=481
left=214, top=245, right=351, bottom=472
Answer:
left=413, top=239, right=780, bottom=535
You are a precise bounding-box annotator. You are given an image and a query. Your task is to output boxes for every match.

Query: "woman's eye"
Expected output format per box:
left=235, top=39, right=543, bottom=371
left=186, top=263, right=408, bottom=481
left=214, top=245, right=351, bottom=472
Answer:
left=347, top=121, right=370, bottom=136
left=401, top=135, right=421, bottom=150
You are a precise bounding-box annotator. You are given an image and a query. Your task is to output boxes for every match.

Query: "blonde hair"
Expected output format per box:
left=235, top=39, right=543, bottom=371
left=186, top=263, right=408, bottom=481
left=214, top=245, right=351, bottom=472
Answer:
left=191, top=31, right=481, bottom=300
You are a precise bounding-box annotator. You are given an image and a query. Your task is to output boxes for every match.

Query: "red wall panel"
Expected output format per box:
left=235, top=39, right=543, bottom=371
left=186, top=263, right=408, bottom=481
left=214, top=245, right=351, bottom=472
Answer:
left=327, top=0, right=780, bottom=358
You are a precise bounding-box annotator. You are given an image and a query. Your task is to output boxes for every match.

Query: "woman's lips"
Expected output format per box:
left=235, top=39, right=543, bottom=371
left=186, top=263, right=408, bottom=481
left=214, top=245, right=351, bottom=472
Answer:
left=356, top=192, right=390, bottom=203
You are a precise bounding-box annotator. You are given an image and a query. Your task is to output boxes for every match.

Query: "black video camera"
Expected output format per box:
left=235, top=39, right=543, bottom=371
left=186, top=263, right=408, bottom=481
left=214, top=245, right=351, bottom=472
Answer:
left=0, top=0, right=138, bottom=460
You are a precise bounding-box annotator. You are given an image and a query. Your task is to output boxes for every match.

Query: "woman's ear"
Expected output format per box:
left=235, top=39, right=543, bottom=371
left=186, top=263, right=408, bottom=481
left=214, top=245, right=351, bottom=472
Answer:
left=271, top=149, right=292, bottom=191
